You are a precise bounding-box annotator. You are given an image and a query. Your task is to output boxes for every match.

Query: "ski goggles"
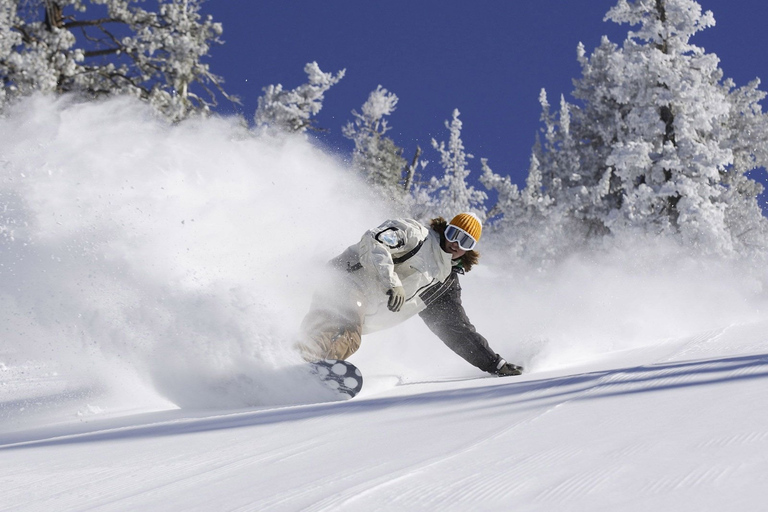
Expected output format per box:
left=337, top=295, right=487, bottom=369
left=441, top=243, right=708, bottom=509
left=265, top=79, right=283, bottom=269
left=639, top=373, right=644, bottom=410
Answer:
left=444, top=224, right=477, bottom=251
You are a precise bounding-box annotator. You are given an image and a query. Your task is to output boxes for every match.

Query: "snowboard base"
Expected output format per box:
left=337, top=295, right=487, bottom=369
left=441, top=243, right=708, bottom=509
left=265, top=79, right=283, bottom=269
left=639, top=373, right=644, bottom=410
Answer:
left=310, top=359, right=363, bottom=399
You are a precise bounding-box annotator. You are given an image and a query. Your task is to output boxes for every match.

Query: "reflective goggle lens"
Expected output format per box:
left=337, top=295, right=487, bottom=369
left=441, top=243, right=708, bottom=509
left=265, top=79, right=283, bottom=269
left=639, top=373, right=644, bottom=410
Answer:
left=444, top=225, right=477, bottom=251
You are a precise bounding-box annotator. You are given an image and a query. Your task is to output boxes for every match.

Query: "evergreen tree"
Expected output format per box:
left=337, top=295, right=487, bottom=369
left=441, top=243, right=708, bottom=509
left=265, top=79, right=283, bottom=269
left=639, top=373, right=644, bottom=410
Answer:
left=427, top=109, right=487, bottom=219
left=343, top=85, right=407, bottom=201
left=718, top=78, right=768, bottom=252
left=528, top=0, right=768, bottom=254
left=0, top=0, right=232, bottom=121
left=254, top=61, right=344, bottom=134
left=481, top=142, right=562, bottom=262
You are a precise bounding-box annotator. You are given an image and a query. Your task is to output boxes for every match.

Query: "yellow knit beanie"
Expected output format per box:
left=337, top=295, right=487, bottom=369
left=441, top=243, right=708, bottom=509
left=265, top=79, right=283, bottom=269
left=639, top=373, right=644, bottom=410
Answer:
left=448, top=212, right=482, bottom=243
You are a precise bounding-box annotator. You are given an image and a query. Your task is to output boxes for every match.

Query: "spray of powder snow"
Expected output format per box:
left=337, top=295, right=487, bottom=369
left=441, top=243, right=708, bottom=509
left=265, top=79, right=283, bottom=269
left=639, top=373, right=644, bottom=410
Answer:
left=471, top=239, right=768, bottom=372
left=2, top=95, right=768, bottom=422
left=0, top=95, right=386, bottom=417
left=354, top=237, right=768, bottom=381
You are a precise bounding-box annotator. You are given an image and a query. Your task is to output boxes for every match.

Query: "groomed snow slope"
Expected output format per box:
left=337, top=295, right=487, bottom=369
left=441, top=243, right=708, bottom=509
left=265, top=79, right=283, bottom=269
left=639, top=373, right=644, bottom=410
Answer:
left=2, top=321, right=768, bottom=511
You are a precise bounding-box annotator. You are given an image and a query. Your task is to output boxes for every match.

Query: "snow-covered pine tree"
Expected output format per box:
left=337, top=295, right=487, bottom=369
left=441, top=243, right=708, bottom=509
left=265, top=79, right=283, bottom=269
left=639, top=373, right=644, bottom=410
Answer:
left=481, top=140, right=565, bottom=263
left=599, top=0, right=733, bottom=251
left=718, top=78, right=768, bottom=253
left=254, top=61, right=345, bottom=134
left=426, top=109, right=487, bottom=219
left=343, top=86, right=407, bottom=202
left=0, top=0, right=232, bottom=121
left=0, top=1, right=20, bottom=108
left=528, top=0, right=768, bottom=255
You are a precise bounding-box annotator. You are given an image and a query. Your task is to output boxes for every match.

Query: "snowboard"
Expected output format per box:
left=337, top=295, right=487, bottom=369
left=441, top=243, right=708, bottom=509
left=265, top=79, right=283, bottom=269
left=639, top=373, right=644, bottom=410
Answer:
left=310, top=359, right=363, bottom=399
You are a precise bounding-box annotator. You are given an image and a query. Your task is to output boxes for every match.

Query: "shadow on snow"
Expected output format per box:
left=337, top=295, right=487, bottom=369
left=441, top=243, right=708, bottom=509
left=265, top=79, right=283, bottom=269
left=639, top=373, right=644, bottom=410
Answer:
left=3, top=352, right=768, bottom=450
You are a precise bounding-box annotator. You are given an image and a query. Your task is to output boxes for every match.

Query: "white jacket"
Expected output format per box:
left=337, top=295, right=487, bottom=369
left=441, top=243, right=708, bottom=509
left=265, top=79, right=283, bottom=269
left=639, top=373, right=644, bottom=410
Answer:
left=331, top=218, right=453, bottom=334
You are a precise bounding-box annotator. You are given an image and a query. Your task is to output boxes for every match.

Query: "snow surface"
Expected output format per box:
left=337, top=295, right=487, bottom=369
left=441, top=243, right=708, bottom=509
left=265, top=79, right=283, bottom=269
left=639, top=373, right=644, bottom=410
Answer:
left=2, top=96, right=768, bottom=511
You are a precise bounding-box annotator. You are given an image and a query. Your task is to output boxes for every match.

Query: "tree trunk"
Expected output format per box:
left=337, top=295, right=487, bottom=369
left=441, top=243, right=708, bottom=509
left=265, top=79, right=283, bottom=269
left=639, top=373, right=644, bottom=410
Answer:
left=44, top=1, right=63, bottom=30
left=403, top=145, right=421, bottom=192
left=655, top=0, right=681, bottom=226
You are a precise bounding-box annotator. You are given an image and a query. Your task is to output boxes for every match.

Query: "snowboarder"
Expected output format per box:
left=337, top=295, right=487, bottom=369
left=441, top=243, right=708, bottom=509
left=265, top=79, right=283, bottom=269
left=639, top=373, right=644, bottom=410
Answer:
left=297, top=213, right=523, bottom=377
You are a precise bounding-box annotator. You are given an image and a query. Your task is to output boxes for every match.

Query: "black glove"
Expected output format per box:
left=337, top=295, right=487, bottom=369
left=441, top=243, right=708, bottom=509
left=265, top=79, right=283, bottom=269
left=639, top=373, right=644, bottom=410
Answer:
left=491, top=357, right=523, bottom=377
left=386, top=286, right=406, bottom=312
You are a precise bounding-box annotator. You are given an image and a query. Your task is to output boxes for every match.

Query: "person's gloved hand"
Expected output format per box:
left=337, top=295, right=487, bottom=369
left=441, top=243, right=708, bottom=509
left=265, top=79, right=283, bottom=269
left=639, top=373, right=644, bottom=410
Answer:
left=386, top=286, right=406, bottom=312
left=491, top=357, right=523, bottom=376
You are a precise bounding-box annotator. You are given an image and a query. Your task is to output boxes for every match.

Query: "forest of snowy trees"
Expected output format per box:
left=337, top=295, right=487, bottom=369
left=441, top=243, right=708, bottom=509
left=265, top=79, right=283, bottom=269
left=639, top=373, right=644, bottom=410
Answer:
left=3, top=0, right=767, bottom=262
left=0, top=0, right=231, bottom=121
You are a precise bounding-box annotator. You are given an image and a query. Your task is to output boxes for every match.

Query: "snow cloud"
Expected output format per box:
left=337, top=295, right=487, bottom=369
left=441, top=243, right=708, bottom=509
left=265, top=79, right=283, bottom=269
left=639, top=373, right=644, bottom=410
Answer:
left=465, top=237, right=768, bottom=372
left=0, top=95, right=383, bottom=410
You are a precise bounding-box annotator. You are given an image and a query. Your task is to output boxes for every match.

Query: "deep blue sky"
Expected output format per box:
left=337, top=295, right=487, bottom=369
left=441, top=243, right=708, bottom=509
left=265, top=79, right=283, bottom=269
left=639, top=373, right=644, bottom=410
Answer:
left=202, top=0, right=768, bottom=209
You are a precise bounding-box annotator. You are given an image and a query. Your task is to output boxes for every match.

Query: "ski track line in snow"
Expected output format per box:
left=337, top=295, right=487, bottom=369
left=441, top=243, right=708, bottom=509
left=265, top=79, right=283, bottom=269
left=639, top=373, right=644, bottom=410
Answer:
left=636, top=465, right=735, bottom=495
left=242, top=460, right=396, bottom=512
left=696, top=431, right=768, bottom=449
left=98, top=440, right=325, bottom=510
left=512, top=373, right=768, bottom=505
left=305, top=373, right=646, bottom=509
left=302, top=341, right=768, bottom=510
left=9, top=452, right=238, bottom=511
left=656, top=327, right=729, bottom=363
left=605, top=439, right=657, bottom=459
left=0, top=415, right=222, bottom=449
left=298, top=334, right=768, bottom=510
left=531, top=465, right=619, bottom=504
left=521, top=333, right=768, bottom=507
left=3, top=435, right=325, bottom=511
left=248, top=375, right=586, bottom=510
left=294, top=367, right=652, bottom=511
left=668, top=322, right=768, bottom=363
left=581, top=353, right=768, bottom=402
left=293, top=410, right=559, bottom=512
left=360, top=466, right=531, bottom=510
left=544, top=325, right=768, bottom=406
left=0, top=398, right=360, bottom=449
left=0, top=379, right=536, bottom=450
left=377, top=444, right=593, bottom=509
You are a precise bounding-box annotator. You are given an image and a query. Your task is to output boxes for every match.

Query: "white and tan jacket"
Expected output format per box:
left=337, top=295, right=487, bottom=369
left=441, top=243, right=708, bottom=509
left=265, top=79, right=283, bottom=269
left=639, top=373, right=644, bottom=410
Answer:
left=331, top=218, right=453, bottom=333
